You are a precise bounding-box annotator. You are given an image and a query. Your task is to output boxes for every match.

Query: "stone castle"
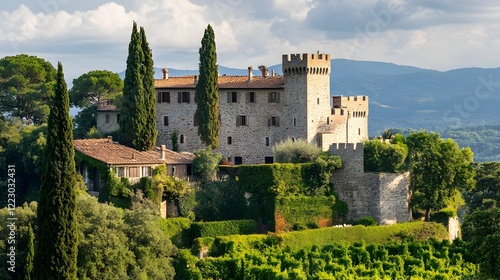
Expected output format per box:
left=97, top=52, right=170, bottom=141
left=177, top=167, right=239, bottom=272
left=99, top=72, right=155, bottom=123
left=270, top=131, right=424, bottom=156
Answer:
left=155, top=53, right=368, bottom=164
left=96, top=52, right=409, bottom=224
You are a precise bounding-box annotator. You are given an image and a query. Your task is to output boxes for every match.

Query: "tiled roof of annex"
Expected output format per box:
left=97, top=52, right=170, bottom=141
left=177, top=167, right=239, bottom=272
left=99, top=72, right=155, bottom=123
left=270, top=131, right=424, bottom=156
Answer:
left=74, top=138, right=165, bottom=165
left=154, top=75, right=284, bottom=89
left=146, top=148, right=194, bottom=165
left=96, top=103, right=118, bottom=111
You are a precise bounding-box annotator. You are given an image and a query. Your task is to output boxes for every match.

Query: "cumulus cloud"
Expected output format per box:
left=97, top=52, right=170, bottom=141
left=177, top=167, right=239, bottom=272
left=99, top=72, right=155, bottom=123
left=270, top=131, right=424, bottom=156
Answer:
left=1, top=0, right=500, bottom=82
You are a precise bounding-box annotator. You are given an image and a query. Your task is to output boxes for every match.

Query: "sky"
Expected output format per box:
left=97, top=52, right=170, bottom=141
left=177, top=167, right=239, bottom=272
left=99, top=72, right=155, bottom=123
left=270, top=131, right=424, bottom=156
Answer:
left=2, top=0, right=500, bottom=85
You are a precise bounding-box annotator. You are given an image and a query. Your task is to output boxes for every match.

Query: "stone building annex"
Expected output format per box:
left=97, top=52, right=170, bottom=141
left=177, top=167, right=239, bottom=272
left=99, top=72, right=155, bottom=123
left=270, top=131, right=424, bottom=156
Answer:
left=155, top=53, right=368, bottom=164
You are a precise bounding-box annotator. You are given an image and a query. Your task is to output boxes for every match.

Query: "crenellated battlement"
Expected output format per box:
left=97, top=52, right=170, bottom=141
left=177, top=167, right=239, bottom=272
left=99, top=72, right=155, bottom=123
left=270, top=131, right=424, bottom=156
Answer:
left=282, top=53, right=331, bottom=76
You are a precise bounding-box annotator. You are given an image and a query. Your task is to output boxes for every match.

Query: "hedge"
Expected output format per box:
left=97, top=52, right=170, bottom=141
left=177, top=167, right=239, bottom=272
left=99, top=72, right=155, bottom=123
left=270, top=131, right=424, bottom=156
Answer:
left=191, top=219, right=257, bottom=239
left=158, top=217, right=192, bottom=248
left=275, top=196, right=335, bottom=232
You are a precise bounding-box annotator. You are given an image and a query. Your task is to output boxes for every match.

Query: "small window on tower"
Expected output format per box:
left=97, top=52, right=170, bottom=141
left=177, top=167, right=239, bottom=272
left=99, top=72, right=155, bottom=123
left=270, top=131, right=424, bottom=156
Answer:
left=227, top=136, right=232, bottom=145
left=163, top=116, right=169, bottom=126
left=180, top=134, right=185, bottom=144
left=105, top=114, right=110, bottom=123
left=246, top=92, right=256, bottom=103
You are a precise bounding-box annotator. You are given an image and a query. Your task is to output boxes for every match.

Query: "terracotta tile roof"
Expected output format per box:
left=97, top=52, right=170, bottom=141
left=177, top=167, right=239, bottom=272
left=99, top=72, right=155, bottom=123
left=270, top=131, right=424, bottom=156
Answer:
left=97, top=104, right=118, bottom=111
left=155, top=75, right=284, bottom=89
left=73, top=138, right=164, bottom=165
left=147, top=148, right=194, bottom=165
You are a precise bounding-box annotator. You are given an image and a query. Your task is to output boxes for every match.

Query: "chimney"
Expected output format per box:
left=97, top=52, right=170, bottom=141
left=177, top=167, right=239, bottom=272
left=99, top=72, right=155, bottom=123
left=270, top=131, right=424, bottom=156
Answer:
left=271, top=70, right=275, bottom=77
left=160, top=145, right=167, bottom=160
left=162, top=68, right=168, bottom=80
left=259, top=65, right=268, bottom=78
left=107, top=135, right=113, bottom=143
left=194, top=75, right=198, bottom=85
left=247, top=66, right=253, bottom=83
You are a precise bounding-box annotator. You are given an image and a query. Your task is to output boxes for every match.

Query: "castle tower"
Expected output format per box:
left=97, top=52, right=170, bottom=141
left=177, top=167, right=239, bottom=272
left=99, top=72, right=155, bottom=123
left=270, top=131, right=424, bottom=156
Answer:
left=281, top=53, right=332, bottom=144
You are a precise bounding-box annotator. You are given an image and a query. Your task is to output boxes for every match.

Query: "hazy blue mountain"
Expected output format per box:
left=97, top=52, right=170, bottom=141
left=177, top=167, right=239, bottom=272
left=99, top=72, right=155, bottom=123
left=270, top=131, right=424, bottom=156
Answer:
left=121, top=59, right=500, bottom=137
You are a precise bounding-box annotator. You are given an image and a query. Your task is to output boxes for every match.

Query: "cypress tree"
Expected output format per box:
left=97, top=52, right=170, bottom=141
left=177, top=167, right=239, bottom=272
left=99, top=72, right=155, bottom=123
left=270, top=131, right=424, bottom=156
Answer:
left=24, top=222, right=34, bottom=280
left=119, top=21, right=146, bottom=150
left=34, top=62, right=78, bottom=279
left=139, top=26, right=157, bottom=150
left=195, top=24, right=220, bottom=149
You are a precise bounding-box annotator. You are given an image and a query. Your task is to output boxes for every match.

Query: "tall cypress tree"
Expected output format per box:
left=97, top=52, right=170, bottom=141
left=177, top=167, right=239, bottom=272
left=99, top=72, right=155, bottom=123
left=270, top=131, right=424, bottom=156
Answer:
left=140, top=26, right=157, bottom=150
left=24, top=222, right=34, bottom=280
left=34, top=62, right=78, bottom=279
left=195, top=24, right=220, bottom=149
left=119, top=21, right=146, bottom=150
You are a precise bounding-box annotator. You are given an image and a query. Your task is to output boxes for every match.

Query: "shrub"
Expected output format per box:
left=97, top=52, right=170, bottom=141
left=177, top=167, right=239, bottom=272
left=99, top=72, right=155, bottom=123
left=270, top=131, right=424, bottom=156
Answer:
left=193, top=147, right=223, bottom=183
left=158, top=217, right=192, bottom=248
left=353, top=216, right=378, bottom=226
left=191, top=220, right=257, bottom=239
left=272, top=138, right=322, bottom=163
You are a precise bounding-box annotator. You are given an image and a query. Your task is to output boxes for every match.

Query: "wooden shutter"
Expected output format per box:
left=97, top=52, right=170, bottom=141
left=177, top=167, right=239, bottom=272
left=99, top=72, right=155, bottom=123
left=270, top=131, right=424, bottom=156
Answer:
left=186, top=92, right=190, bottom=103
left=246, top=92, right=250, bottom=103
left=276, top=92, right=281, bottom=103
left=227, top=92, right=232, bottom=103
left=178, top=92, right=182, bottom=103
left=236, top=116, right=241, bottom=126
left=157, top=92, right=162, bottom=103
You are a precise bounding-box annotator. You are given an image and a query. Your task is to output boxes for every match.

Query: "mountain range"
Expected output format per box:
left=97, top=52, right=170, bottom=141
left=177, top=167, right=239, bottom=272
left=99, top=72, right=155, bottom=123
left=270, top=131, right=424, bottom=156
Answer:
left=122, top=59, right=500, bottom=136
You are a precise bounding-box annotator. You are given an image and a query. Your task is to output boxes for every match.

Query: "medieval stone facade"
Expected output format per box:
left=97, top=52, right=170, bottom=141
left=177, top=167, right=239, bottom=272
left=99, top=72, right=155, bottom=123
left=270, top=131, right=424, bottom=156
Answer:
left=155, top=53, right=369, bottom=164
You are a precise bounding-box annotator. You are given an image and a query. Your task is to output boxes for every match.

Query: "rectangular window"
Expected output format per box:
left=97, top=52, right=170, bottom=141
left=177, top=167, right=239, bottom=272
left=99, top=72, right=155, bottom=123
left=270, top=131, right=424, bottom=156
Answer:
left=227, top=92, right=238, bottom=103
left=157, top=91, right=170, bottom=103
left=117, top=114, right=120, bottom=123
left=246, top=92, right=256, bottom=103
left=105, top=114, right=110, bottom=123
left=234, top=156, right=243, bottom=165
left=142, top=166, right=151, bottom=177
left=116, top=167, right=125, bottom=177
left=268, top=116, right=279, bottom=127
left=268, top=91, right=280, bottom=103
left=163, top=116, right=169, bottom=126
left=293, top=117, right=297, bottom=127
left=193, top=115, right=198, bottom=126
left=227, top=136, right=232, bottom=144
left=178, top=92, right=190, bottom=103
left=236, top=115, right=247, bottom=126
left=129, top=167, right=140, bottom=177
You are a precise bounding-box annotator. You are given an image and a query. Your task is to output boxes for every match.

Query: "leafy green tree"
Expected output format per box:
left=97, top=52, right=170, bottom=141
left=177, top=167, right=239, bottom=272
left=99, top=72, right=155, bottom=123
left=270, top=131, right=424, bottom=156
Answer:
left=139, top=26, right=158, bottom=150
left=466, top=162, right=500, bottom=211
left=69, top=70, right=123, bottom=107
left=34, top=62, right=78, bottom=279
left=195, top=24, right=220, bottom=149
left=193, top=148, right=223, bottom=183
left=304, top=153, right=343, bottom=195
left=364, top=139, right=408, bottom=173
left=0, top=54, right=56, bottom=125
left=406, top=131, right=475, bottom=221
left=119, top=21, right=146, bottom=150
left=462, top=207, right=500, bottom=279
left=273, top=138, right=322, bottom=163
left=24, top=222, right=35, bottom=280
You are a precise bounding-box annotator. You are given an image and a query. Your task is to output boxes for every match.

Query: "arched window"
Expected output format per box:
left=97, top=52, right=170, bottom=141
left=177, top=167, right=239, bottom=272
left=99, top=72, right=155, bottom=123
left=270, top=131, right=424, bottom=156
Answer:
left=180, top=134, right=185, bottom=144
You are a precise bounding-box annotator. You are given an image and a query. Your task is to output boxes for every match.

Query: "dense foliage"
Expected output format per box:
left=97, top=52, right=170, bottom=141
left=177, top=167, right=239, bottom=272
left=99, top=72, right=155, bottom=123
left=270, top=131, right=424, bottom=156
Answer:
left=191, top=220, right=257, bottom=239
left=195, top=24, right=220, bottom=149
left=34, top=62, right=79, bottom=280
left=0, top=195, right=178, bottom=280
left=364, top=139, right=408, bottom=173
left=119, top=22, right=157, bottom=151
left=192, top=148, right=223, bottom=183
left=406, top=131, right=475, bottom=221
left=0, top=54, right=56, bottom=125
left=275, top=196, right=335, bottom=232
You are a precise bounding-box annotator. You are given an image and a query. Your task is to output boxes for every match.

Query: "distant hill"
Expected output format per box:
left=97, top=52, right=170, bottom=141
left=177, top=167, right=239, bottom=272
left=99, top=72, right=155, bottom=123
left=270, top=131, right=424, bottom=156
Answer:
left=121, top=58, right=500, bottom=144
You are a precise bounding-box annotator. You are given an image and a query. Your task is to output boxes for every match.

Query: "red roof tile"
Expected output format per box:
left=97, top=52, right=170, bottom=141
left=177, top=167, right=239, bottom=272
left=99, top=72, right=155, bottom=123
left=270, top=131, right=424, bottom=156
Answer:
left=74, top=138, right=164, bottom=165
left=147, top=148, right=194, bottom=165
left=155, top=75, right=284, bottom=89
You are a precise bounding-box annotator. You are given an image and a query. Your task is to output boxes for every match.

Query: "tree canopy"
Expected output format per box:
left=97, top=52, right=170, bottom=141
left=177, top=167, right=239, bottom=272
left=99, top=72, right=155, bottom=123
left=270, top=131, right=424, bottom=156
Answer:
left=0, top=54, right=56, bottom=125
left=69, top=70, right=123, bottom=107
left=406, top=131, right=475, bottom=221
left=195, top=24, right=220, bottom=149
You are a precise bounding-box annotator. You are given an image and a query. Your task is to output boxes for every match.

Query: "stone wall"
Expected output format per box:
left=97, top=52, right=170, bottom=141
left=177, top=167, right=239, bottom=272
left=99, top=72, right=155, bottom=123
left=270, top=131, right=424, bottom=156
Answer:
left=328, top=143, right=410, bottom=225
